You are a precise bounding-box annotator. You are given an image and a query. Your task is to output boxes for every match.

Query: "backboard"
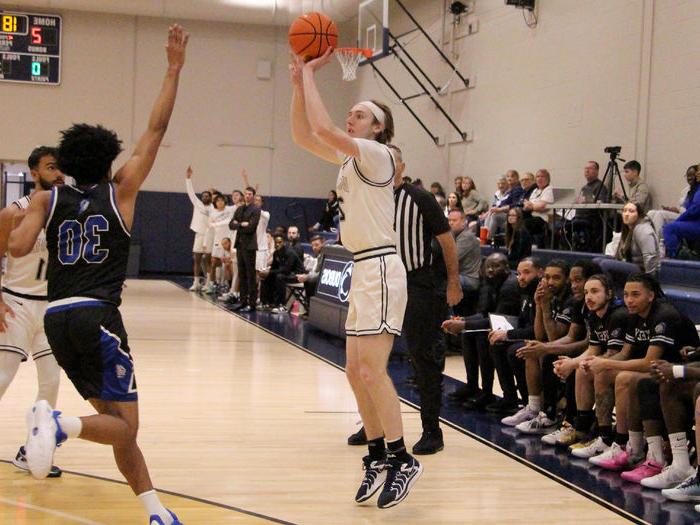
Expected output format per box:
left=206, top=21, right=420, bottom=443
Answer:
left=358, top=0, right=389, bottom=65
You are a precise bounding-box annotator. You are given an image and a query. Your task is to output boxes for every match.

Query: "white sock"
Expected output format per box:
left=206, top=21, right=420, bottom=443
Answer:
left=528, top=395, right=542, bottom=412
left=628, top=431, right=645, bottom=456
left=646, top=435, right=665, bottom=465
left=669, top=432, right=691, bottom=470
left=138, top=490, right=171, bottom=523
left=57, top=415, right=82, bottom=439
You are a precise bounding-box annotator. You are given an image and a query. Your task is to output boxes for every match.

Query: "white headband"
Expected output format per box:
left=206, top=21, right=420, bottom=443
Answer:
left=357, top=100, right=386, bottom=125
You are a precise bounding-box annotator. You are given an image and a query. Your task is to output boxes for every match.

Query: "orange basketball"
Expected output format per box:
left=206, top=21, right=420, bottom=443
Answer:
left=289, top=12, right=338, bottom=62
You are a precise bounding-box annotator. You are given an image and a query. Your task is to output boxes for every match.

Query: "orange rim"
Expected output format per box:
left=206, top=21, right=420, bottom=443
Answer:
left=335, top=47, right=373, bottom=58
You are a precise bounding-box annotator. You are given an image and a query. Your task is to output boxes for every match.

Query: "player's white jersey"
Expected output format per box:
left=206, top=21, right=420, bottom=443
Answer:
left=209, top=207, right=235, bottom=246
left=3, top=196, right=48, bottom=298
left=336, top=138, right=397, bottom=255
left=256, top=210, right=270, bottom=251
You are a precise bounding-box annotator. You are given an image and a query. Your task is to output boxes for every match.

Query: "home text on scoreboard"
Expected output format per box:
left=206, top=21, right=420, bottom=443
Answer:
left=0, top=11, right=61, bottom=85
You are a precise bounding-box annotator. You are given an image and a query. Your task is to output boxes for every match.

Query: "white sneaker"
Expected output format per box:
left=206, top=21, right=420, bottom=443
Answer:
left=571, top=436, right=609, bottom=458
left=189, top=281, right=201, bottom=291
left=516, top=412, right=557, bottom=435
left=25, top=400, right=62, bottom=479
left=541, top=422, right=575, bottom=446
left=271, top=306, right=287, bottom=314
left=642, top=464, right=696, bottom=490
left=663, top=471, right=700, bottom=502
left=589, top=441, right=622, bottom=466
left=501, top=405, right=538, bottom=427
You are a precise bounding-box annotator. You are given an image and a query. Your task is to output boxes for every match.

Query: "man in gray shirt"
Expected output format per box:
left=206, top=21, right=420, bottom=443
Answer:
left=615, top=160, right=651, bottom=211
left=448, top=209, right=481, bottom=293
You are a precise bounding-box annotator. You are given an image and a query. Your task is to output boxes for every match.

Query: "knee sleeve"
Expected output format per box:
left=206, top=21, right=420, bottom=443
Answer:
left=0, top=351, right=22, bottom=399
left=638, top=377, right=661, bottom=422
left=35, top=354, right=61, bottom=407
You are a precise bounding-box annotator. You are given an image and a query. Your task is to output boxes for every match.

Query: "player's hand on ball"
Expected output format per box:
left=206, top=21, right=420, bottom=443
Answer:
left=166, top=24, right=189, bottom=70
left=0, top=301, right=15, bottom=332
left=303, top=47, right=334, bottom=72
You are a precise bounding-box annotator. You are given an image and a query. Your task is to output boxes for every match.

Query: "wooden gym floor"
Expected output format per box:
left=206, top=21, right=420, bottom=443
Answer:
left=0, top=280, right=638, bottom=524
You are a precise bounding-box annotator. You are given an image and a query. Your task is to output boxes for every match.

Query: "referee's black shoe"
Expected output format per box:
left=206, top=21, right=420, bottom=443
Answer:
left=412, top=428, right=444, bottom=455
left=347, top=426, right=368, bottom=446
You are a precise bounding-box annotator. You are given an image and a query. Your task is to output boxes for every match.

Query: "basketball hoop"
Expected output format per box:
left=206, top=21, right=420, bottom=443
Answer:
left=335, top=48, right=373, bottom=81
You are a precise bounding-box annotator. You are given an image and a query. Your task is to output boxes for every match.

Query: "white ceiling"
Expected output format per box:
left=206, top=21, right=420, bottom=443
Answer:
left=0, top=0, right=361, bottom=26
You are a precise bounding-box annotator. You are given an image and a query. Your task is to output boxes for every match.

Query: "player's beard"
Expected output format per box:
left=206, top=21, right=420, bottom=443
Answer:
left=38, top=176, right=54, bottom=190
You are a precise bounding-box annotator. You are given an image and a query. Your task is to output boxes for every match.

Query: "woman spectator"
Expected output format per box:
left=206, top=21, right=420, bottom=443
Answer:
left=615, top=202, right=659, bottom=274
left=311, top=190, right=340, bottom=232
left=460, top=177, right=488, bottom=221
left=481, top=176, right=509, bottom=241
left=444, top=192, right=464, bottom=216
left=523, top=169, right=554, bottom=246
left=505, top=207, right=532, bottom=269
left=430, top=181, right=445, bottom=196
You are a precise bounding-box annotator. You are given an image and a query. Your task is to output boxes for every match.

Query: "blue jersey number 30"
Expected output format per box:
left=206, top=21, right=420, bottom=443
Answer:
left=58, top=215, right=110, bottom=265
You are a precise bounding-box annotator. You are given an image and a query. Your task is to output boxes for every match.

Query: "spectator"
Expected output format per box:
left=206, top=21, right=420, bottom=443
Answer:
left=460, top=176, right=489, bottom=224
left=483, top=170, right=523, bottom=241
left=259, top=234, right=304, bottom=313
left=448, top=209, right=481, bottom=296
left=402, top=175, right=413, bottom=185
left=430, top=182, right=445, bottom=196
left=518, top=172, right=536, bottom=207
left=648, top=165, right=697, bottom=253
left=570, top=161, right=609, bottom=250
left=229, top=186, right=261, bottom=312
left=615, top=202, right=659, bottom=274
left=296, top=235, right=325, bottom=301
left=615, top=160, right=652, bottom=210
left=444, top=192, right=464, bottom=216
left=453, top=176, right=463, bottom=198
left=185, top=166, right=213, bottom=291
left=505, top=207, right=532, bottom=269
left=481, top=176, right=509, bottom=241
left=664, top=166, right=700, bottom=258
left=523, top=169, right=554, bottom=246
left=442, top=252, right=520, bottom=410
left=311, top=190, right=340, bottom=232
left=287, top=225, right=304, bottom=261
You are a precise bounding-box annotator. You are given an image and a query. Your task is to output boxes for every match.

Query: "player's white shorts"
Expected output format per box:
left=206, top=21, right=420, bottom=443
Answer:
left=255, top=250, right=269, bottom=271
left=345, top=248, right=407, bottom=337
left=0, top=292, right=51, bottom=362
left=193, top=230, right=214, bottom=254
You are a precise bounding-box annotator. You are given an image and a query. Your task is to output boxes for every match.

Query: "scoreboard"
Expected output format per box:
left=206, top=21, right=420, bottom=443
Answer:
left=0, top=11, right=61, bottom=85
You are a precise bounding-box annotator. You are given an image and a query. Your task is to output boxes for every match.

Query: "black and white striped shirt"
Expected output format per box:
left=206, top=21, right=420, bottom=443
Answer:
left=394, top=183, right=450, bottom=272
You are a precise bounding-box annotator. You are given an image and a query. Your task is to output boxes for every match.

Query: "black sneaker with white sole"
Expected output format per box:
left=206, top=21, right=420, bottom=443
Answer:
left=12, top=446, right=62, bottom=478
left=377, top=455, right=423, bottom=509
left=355, top=455, right=388, bottom=503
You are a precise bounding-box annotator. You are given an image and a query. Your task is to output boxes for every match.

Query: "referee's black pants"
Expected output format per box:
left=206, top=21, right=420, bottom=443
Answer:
left=237, top=248, right=258, bottom=307
left=403, top=268, right=447, bottom=433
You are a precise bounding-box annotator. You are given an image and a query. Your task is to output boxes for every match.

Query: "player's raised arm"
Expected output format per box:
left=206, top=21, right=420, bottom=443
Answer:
left=300, top=49, right=360, bottom=160
left=113, top=24, right=189, bottom=197
left=8, top=191, right=51, bottom=258
left=289, top=54, right=344, bottom=164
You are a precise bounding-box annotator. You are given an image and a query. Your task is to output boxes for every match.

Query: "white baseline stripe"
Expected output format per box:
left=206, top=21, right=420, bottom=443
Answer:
left=0, top=496, right=106, bottom=525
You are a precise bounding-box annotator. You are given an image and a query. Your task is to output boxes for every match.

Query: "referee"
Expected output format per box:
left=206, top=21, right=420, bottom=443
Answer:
left=390, top=144, right=463, bottom=454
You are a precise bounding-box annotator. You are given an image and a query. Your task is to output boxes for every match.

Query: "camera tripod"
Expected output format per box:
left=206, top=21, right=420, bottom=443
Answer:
left=595, top=150, right=628, bottom=203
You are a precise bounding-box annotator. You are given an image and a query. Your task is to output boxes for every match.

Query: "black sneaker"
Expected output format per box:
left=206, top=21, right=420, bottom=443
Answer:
left=461, top=392, right=497, bottom=411
left=447, top=384, right=481, bottom=402
left=412, top=428, right=444, bottom=455
left=347, top=426, right=368, bottom=446
left=354, top=455, right=387, bottom=503
left=485, top=397, right=520, bottom=414
left=377, top=455, right=423, bottom=509
left=12, top=446, right=62, bottom=478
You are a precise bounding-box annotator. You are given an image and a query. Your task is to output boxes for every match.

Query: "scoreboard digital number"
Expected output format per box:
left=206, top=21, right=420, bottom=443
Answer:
left=0, top=11, right=61, bottom=85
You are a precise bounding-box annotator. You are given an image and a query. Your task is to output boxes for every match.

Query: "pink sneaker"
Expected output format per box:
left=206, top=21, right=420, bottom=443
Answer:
left=598, top=447, right=632, bottom=471
left=620, top=460, right=664, bottom=483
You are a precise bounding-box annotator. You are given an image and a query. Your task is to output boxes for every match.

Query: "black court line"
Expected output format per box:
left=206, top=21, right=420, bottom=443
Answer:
left=170, top=280, right=649, bottom=525
left=0, top=459, right=296, bottom=525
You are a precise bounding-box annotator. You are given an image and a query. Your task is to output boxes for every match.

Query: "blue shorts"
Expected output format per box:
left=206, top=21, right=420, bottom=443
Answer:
left=44, top=300, right=137, bottom=402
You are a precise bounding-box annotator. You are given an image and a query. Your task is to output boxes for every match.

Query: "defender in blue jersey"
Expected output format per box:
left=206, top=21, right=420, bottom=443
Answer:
left=8, top=25, right=189, bottom=525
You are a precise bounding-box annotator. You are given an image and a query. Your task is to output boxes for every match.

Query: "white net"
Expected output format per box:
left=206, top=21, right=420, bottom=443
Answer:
left=336, top=49, right=365, bottom=81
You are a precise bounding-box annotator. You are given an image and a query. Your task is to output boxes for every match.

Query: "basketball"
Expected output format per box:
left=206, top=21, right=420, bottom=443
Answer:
left=288, top=12, right=338, bottom=62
